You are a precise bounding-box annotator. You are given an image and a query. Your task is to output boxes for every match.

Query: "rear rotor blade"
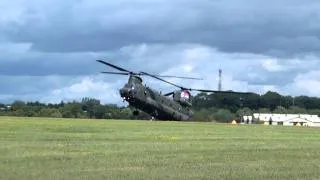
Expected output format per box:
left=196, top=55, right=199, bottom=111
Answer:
left=101, top=71, right=130, bottom=75
left=164, top=92, right=174, bottom=96
left=191, top=89, right=253, bottom=94
left=97, top=60, right=131, bottom=73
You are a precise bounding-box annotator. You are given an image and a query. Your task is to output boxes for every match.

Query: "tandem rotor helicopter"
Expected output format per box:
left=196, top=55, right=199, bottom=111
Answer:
left=97, top=60, right=251, bottom=121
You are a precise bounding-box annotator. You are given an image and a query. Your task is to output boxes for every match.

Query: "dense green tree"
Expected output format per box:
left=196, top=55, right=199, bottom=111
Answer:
left=60, top=102, right=84, bottom=118
left=287, top=106, right=308, bottom=114
left=258, top=108, right=270, bottom=113
left=236, top=107, right=253, bottom=117
left=192, top=108, right=215, bottom=122
left=280, top=96, right=294, bottom=108
left=260, top=91, right=282, bottom=110
left=11, top=100, right=26, bottom=111
left=241, top=93, right=261, bottom=110
left=27, top=101, right=46, bottom=107
left=82, top=98, right=101, bottom=118
left=308, top=109, right=320, bottom=116
left=191, top=93, right=209, bottom=110
left=118, top=107, right=134, bottom=120
left=22, top=106, right=39, bottom=117
left=93, top=105, right=107, bottom=119
left=273, top=106, right=288, bottom=114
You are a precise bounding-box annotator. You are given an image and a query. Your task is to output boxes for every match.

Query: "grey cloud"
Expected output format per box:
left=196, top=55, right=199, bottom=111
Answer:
left=0, top=42, right=185, bottom=77
left=0, top=75, right=74, bottom=95
left=2, top=0, right=320, bottom=56
left=233, top=58, right=320, bottom=85
left=0, top=43, right=320, bottom=103
left=0, top=49, right=112, bottom=76
left=234, top=70, right=299, bottom=86
left=2, top=0, right=320, bottom=104
left=0, top=74, right=127, bottom=104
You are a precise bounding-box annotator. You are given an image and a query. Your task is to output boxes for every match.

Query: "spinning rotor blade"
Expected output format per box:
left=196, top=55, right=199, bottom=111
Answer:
left=156, top=75, right=203, bottom=80
left=140, top=71, right=186, bottom=89
left=101, top=71, right=130, bottom=75
left=97, top=60, right=204, bottom=80
left=190, top=89, right=253, bottom=94
left=97, top=60, right=252, bottom=95
left=97, top=60, right=132, bottom=73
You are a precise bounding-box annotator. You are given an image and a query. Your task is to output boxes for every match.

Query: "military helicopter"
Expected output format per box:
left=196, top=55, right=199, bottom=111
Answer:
left=97, top=60, right=251, bottom=121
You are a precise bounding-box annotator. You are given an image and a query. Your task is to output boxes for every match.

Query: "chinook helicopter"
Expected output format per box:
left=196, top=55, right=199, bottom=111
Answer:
left=97, top=60, right=251, bottom=121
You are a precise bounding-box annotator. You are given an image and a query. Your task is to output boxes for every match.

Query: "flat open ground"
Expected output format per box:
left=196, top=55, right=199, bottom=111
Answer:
left=0, top=116, right=320, bottom=180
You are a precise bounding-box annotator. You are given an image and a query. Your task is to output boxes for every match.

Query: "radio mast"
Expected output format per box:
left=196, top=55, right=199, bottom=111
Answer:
left=218, top=69, right=222, bottom=91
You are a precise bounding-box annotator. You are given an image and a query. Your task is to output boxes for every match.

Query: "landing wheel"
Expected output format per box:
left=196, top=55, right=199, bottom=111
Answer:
left=153, top=110, right=159, bottom=117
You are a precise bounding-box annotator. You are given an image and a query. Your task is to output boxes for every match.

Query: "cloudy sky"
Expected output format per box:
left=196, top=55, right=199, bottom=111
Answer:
left=1, top=0, right=320, bottom=105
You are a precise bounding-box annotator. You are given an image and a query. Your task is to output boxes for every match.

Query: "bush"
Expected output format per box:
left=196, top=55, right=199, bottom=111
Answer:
left=213, top=109, right=235, bottom=123
left=39, top=108, right=62, bottom=118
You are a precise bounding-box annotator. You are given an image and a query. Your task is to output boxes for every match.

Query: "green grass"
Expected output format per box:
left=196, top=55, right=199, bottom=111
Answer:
left=0, top=117, right=320, bottom=180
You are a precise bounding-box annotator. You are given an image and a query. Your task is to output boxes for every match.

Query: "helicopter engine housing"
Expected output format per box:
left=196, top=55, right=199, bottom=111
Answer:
left=173, top=90, right=192, bottom=107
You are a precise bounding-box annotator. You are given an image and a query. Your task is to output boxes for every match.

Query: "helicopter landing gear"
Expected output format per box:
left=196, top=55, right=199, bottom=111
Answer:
left=133, top=110, right=139, bottom=116
left=150, top=110, right=158, bottom=121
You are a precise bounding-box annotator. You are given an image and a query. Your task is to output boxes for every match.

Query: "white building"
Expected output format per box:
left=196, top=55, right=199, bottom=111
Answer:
left=253, top=113, right=320, bottom=127
left=241, top=115, right=253, bottom=124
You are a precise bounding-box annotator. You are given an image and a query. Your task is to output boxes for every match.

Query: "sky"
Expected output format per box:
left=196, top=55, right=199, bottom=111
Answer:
left=1, top=0, right=320, bottom=105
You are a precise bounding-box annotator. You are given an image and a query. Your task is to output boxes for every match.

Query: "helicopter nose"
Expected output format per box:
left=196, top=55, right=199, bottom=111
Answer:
left=120, top=86, right=136, bottom=99
left=119, top=88, right=129, bottom=97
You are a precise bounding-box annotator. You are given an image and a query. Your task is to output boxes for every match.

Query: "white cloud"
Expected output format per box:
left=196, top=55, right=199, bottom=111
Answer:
left=183, top=46, right=212, bottom=62
left=0, top=42, right=32, bottom=54
left=286, top=70, right=320, bottom=96
left=42, top=76, right=125, bottom=105
left=261, top=59, right=287, bottom=72
left=0, top=0, right=25, bottom=24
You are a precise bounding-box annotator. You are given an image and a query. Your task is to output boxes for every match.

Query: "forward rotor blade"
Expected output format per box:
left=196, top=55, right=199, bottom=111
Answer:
left=101, top=71, right=130, bottom=75
left=97, top=60, right=131, bottom=73
left=164, top=92, right=174, bottom=96
left=156, top=75, right=203, bottom=80
left=140, top=71, right=186, bottom=89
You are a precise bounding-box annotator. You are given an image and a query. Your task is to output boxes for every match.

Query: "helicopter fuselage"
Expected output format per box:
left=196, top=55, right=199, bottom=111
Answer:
left=119, top=75, right=193, bottom=120
left=97, top=59, right=253, bottom=121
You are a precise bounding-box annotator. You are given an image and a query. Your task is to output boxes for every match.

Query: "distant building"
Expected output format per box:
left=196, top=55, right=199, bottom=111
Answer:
left=252, top=113, right=320, bottom=127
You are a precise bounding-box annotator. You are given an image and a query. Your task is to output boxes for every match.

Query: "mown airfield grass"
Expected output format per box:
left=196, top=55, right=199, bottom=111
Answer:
left=0, top=117, right=320, bottom=180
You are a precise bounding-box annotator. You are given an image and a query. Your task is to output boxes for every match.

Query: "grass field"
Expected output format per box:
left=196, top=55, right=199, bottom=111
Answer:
left=0, top=117, right=320, bottom=180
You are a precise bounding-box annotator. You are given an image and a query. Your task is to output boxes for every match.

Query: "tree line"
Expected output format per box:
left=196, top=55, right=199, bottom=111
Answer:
left=0, top=98, right=151, bottom=120
left=192, top=91, right=320, bottom=122
left=1, top=91, right=320, bottom=122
